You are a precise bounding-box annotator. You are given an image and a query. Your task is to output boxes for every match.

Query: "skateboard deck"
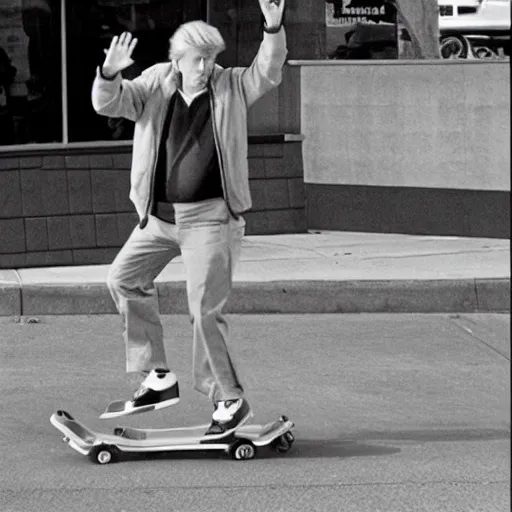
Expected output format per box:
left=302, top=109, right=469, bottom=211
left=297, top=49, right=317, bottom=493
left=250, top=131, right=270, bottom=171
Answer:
left=50, top=410, right=295, bottom=463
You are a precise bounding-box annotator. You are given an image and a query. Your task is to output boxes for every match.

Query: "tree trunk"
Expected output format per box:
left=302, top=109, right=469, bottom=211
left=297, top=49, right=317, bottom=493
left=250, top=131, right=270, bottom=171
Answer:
left=395, top=0, right=440, bottom=59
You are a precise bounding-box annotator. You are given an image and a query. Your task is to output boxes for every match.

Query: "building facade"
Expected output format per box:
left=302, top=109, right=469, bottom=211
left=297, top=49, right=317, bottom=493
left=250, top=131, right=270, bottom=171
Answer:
left=0, top=0, right=309, bottom=268
left=0, top=1, right=509, bottom=268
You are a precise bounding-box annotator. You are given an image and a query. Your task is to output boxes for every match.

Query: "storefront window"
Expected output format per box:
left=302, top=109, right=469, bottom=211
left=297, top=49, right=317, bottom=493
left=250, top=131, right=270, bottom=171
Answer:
left=1, top=0, right=508, bottom=147
left=66, top=0, right=205, bottom=142
left=0, top=0, right=62, bottom=145
left=212, top=0, right=400, bottom=63
left=325, top=0, right=398, bottom=60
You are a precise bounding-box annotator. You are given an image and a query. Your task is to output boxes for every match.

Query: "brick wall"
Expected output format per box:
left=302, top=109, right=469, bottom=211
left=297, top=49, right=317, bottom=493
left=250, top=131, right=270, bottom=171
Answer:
left=0, top=140, right=305, bottom=269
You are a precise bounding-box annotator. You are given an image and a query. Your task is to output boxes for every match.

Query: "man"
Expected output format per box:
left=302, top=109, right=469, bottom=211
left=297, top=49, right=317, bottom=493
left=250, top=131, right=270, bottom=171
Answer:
left=91, top=0, right=287, bottom=438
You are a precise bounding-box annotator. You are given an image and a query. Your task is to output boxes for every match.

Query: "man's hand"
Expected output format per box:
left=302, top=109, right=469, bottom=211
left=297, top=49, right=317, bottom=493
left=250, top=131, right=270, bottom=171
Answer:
left=258, top=0, right=285, bottom=30
left=102, top=32, right=138, bottom=78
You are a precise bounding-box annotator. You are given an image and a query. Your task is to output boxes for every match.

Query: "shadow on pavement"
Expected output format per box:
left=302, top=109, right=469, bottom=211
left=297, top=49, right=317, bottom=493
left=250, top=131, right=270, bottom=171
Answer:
left=94, top=439, right=400, bottom=464
left=270, top=439, right=400, bottom=459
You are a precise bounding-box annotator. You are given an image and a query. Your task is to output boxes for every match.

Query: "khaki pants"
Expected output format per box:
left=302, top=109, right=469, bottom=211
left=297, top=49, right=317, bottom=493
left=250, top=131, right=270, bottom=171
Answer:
left=107, top=198, right=245, bottom=403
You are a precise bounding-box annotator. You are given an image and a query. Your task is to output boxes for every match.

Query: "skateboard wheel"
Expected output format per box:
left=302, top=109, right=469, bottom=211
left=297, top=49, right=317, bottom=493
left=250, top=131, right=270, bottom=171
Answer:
left=272, top=435, right=292, bottom=453
left=89, top=444, right=117, bottom=465
left=284, top=431, right=295, bottom=443
left=276, top=442, right=290, bottom=453
left=230, top=440, right=256, bottom=461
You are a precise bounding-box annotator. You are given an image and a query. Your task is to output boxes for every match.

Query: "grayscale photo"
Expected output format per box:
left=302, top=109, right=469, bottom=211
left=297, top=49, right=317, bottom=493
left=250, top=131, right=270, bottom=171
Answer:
left=0, top=0, right=510, bottom=511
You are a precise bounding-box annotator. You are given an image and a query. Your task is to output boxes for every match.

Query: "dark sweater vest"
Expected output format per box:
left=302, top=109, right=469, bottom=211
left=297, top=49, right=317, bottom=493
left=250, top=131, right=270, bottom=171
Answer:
left=152, top=90, right=223, bottom=223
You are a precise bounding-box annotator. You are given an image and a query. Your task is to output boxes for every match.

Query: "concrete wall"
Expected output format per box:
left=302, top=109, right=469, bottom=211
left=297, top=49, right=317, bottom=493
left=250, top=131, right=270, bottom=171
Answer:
left=0, top=140, right=306, bottom=269
left=293, top=59, right=510, bottom=238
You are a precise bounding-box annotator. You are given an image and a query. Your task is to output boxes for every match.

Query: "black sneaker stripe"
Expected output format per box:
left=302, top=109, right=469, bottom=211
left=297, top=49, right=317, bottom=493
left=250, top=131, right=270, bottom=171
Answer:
left=132, top=382, right=179, bottom=408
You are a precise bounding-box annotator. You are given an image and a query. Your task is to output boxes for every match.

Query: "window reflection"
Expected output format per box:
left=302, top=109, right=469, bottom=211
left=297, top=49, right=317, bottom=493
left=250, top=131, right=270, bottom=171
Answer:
left=0, top=0, right=61, bottom=145
left=326, top=0, right=398, bottom=60
left=66, top=0, right=205, bottom=142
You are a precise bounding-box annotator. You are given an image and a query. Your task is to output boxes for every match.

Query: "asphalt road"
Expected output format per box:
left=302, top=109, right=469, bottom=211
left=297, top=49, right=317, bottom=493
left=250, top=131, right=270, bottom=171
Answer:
left=0, top=314, right=510, bottom=512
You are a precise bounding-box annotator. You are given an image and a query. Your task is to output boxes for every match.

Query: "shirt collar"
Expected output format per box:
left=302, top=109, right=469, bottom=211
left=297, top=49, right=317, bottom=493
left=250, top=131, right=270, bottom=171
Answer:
left=178, top=88, right=208, bottom=106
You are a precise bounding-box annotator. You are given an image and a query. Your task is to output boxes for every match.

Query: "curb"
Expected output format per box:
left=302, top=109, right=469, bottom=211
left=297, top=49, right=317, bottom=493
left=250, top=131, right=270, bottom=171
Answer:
left=0, top=282, right=21, bottom=316
left=1, top=278, right=509, bottom=316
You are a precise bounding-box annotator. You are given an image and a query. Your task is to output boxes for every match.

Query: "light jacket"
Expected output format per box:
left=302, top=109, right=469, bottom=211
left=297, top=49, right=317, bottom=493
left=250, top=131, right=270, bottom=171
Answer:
left=91, top=28, right=288, bottom=226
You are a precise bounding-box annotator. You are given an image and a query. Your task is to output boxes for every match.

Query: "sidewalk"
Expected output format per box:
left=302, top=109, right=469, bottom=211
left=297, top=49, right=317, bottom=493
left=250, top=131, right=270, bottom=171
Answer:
left=0, top=231, right=509, bottom=316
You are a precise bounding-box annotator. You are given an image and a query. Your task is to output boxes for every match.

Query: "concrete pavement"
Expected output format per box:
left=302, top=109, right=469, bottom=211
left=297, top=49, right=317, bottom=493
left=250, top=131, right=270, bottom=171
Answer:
left=0, top=314, right=509, bottom=512
left=0, top=231, right=509, bottom=316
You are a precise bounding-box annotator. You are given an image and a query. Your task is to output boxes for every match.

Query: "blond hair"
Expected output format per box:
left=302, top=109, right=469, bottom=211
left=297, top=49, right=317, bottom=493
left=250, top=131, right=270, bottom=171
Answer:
left=169, top=20, right=226, bottom=61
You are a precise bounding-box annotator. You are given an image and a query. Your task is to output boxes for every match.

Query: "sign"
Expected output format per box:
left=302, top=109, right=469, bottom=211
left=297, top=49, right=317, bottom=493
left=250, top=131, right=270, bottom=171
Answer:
left=325, top=0, right=387, bottom=27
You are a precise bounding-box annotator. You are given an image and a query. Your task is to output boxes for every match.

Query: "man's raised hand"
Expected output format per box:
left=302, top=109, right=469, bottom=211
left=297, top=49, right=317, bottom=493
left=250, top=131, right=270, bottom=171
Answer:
left=258, top=0, right=285, bottom=30
left=102, top=32, right=138, bottom=78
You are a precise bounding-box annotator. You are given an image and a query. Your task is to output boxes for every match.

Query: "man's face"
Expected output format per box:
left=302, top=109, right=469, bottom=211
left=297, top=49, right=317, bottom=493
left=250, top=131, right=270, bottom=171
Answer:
left=178, top=48, right=216, bottom=91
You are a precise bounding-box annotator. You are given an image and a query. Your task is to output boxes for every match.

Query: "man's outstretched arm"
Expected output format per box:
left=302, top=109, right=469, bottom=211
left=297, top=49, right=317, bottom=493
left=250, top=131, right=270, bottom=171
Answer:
left=239, top=0, right=288, bottom=108
left=91, top=32, right=155, bottom=122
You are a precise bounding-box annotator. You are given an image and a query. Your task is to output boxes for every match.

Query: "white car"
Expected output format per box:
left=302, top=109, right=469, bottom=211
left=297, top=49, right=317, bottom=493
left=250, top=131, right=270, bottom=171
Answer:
left=438, top=0, right=510, bottom=58
left=439, top=0, right=510, bottom=33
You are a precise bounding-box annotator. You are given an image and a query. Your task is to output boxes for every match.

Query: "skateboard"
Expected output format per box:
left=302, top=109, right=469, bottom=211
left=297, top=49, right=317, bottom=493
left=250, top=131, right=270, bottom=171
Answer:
left=50, top=410, right=295, bottom=464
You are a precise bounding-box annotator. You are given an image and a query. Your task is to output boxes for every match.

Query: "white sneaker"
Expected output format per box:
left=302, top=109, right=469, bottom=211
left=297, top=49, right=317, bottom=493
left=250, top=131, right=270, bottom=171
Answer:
left=100, top=369, right=180, bottom=419
left=205, top=399, right=252, bottom=438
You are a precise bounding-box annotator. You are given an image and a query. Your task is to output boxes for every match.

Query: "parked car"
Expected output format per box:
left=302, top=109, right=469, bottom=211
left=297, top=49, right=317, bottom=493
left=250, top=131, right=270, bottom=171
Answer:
left=438, top=0, right=510, bottom=58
